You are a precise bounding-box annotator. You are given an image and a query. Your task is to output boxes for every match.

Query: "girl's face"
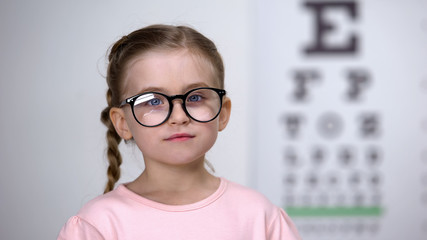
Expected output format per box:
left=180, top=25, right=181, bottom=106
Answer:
left=110, top=50, right=231, bottom=167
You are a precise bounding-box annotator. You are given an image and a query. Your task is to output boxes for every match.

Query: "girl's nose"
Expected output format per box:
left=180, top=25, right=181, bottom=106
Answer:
left=168, top=101, right=190, bottom=125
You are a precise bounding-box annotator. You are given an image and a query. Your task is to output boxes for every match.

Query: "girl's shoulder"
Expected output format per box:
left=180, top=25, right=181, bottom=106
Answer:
left=76, top=185, right=135, bottom=221
left=58, top=187, right=129, bottom=239
left=224, top=178, right=272, bottom=200
left=222, top=179, right=301, bottom=239
left=221, top=178, right=279, bottom=212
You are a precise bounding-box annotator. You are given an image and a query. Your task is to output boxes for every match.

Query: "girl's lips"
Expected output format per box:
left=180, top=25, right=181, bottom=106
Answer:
left=165, top=133, right=195, bottom=142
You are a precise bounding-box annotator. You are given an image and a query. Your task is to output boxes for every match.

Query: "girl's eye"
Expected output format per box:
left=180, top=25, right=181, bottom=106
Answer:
left=148, top=98, right=163, bottom=106
left=188, top=95, right=202, bottom=102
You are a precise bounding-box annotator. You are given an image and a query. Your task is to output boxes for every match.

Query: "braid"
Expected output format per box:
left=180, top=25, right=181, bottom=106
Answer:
left=101, top=35, right=128, bottom=194
left=101, top=89, right=123, bottom=193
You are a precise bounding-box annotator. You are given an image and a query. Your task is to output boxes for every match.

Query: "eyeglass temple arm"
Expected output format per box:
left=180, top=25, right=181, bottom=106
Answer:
left=119, top=98, right=132, bottom=107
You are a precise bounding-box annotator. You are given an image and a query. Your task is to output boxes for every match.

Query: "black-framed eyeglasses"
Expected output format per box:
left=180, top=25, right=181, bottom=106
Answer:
left=120, top=87, right=226, bottom=127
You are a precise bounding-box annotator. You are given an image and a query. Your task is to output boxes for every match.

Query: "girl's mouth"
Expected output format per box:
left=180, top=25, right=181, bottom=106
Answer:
left=165, top=133, right=195, bottom=142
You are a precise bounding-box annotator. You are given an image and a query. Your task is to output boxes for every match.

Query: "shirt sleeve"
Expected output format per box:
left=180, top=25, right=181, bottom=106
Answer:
left=267, top=208, right=302, bottom=240
left=57, top=216, right=104, bottom=240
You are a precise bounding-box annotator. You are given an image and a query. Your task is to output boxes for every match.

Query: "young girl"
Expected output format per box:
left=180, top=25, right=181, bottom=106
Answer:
left=58, top=24, right=301, bottom=240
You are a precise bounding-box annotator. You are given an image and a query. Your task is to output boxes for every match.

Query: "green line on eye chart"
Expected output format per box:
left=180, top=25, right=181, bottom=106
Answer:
left=285, top=206, right=383, bottom=217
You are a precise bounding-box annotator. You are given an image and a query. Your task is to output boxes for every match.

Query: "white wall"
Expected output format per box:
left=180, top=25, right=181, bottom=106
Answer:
left=0, top=1, right=253, bottom=239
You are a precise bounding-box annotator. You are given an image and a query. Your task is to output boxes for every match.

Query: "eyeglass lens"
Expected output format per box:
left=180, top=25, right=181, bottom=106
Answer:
left=132, top=88, right=222, bottom=126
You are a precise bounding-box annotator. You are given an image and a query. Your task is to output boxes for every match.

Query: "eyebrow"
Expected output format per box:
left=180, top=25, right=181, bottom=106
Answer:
left=135, top=82, right=212, bottom=95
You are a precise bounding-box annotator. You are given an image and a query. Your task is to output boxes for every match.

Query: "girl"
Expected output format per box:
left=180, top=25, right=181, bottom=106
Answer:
left=58, top=24, right=301, bottom=240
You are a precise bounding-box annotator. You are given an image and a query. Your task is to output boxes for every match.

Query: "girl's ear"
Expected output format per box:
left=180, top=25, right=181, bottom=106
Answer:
left=109, top=107, right=133, bottom=140
left=218, top=97, right=231, bottom=131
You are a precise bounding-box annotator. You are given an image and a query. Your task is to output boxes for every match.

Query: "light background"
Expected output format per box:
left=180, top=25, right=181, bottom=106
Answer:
left=253, top=1, right=427, bottom=240
left=1, top=0, right=426, bottom=240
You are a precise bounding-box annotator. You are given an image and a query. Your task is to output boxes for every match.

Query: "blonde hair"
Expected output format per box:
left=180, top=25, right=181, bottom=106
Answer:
left=100, top=24, right=225, bottom=193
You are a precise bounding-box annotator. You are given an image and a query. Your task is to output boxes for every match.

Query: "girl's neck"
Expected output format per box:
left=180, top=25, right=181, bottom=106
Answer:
left=126, top=158, right=220, bottom=205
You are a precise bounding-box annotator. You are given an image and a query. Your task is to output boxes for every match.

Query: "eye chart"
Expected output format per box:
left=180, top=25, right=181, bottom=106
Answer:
left=252, top=1, right=427, bottom=240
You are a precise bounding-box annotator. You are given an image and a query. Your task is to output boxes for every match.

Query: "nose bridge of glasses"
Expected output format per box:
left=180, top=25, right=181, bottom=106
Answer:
left=168, top=94, right=186, bottom=104
left=168, top=94, right=188, bottom=115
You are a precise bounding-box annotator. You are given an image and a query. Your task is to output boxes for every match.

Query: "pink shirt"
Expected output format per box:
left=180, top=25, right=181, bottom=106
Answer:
left=58, top=178, right=301, bottom=240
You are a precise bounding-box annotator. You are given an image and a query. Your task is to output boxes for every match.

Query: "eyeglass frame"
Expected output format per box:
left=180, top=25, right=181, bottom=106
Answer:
left=119, top=87, right=227, bottom=127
